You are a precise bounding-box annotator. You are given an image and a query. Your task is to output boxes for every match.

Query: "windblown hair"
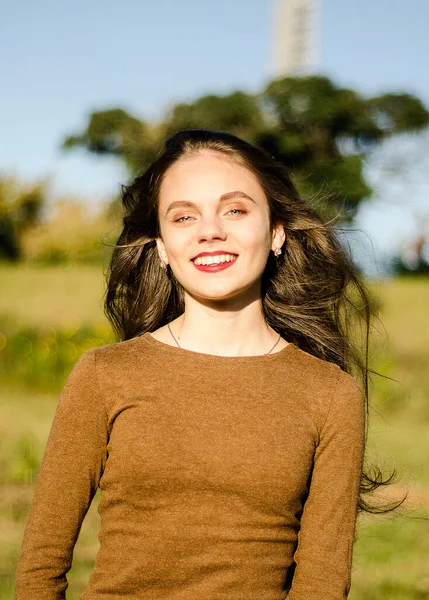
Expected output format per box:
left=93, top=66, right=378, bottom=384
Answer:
left=104, top=128, right=406, bottom=515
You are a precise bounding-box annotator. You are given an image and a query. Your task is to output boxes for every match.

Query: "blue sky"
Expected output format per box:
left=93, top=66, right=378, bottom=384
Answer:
left=2, top=0, right=429, bottom=274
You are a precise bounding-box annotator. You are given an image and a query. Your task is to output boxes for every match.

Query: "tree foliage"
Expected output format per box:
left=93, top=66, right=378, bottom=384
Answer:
left=0, top=177, right=47, bottom=261
left=63, top=109, right=162, bottom=175
left=20, top=197, right=115, bottom=265
left=61, top=75, right=429, bottom=223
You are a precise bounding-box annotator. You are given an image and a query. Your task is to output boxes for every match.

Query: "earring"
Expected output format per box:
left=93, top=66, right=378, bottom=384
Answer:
left=159, top=254, right=168, bottom=269
left=273, top=248, right=282, bottom=257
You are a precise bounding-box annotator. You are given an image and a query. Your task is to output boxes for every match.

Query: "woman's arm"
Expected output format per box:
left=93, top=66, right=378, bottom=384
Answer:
left=288, top=367, right=366, bottom=600
left=14, top=348, right=108, bottom=600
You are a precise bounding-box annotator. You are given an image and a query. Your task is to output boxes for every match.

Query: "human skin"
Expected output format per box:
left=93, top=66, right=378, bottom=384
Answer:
left=154, top=149, right=287, bottom=356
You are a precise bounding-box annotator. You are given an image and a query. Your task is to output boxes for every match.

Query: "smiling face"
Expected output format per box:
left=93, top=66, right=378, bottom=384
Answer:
left=156, top=149, right=285, bottom=305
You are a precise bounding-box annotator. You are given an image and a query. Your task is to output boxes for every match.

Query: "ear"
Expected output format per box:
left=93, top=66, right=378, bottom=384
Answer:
left=155, top=238, right=169, bottom=266
left=271, top=223, right=286, bottom=252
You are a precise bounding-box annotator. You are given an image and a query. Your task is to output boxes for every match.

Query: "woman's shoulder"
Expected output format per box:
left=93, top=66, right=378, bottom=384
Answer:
left=78, top=335, right=151, bottom=373
left=286, top=343, right=340, bottom=378
left=286, top=344, right=361, bottom=397
left=288, top=348, right=364, bottom=435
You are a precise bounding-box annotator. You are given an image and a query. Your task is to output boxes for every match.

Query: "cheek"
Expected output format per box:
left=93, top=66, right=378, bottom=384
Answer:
left=240, top=222, right=271, bottom=250
left=164, top=230, right=193, bottom=260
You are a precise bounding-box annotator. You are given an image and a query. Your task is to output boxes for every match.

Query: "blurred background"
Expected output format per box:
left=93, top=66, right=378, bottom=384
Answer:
left=1, top=1, right=428, bottom=598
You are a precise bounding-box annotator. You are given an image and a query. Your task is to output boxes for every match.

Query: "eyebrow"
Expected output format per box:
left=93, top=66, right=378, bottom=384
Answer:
left=165, top=191, right=256, bottom=215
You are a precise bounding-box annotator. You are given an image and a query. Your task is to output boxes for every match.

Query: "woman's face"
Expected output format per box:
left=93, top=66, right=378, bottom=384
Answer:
left=156, top=150, right=285, bottom=305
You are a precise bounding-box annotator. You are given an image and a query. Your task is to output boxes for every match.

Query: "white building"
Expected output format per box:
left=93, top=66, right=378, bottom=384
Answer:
left=271, top=0, right=318, bottom=78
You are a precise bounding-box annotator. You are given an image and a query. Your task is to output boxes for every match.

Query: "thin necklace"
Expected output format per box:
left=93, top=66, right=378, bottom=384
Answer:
left=167, top=322, right=282, bottom=355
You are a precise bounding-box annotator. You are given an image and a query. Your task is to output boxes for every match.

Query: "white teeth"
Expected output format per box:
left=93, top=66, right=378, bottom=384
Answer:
left=193, top=254, right=237, bottom=266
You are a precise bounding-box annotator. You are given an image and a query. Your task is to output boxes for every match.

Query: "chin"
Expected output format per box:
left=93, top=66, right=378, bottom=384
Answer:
left=187, top=281, right=256, bottom=301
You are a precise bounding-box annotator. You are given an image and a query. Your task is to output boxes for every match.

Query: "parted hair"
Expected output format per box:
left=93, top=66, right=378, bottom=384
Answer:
left=104, top=128, right=406, bottom=515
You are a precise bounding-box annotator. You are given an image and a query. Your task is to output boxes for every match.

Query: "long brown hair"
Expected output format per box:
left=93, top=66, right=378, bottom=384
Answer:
left=104, top=128, right=406, bottom=515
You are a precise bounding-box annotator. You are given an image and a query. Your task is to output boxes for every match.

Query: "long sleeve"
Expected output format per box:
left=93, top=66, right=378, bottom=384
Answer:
left=14, top=348, right=109, bottom=600
left=288, top=367, right=366, bottom=600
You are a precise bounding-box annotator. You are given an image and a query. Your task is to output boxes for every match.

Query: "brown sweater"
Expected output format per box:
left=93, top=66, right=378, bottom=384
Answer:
left=15, top=332, right=365, bottom=600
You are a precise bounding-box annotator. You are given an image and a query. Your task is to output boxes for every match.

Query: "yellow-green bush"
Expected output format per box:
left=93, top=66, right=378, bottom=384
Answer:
left=20, top=197, right=120, bottom=265
left=0, top=318, right=115, bottom=392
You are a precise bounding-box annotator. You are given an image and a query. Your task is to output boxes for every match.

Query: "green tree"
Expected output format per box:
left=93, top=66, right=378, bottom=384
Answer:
left=258, top=78, right=428, bottom=218
left=0, top=176, right=47, bottom=261
left=61, top=76, right=429, bottom=223
left=164, top=91, right=265, bottom=143
left=62, top=109, right=162, bottom=175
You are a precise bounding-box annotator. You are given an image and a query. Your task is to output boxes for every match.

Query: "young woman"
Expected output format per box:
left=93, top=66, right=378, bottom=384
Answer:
left=15, top=129, right=394, bottom=599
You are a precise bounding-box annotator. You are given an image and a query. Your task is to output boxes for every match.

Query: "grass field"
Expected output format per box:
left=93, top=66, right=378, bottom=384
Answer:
left=1, top=264, right=428, bottom=599
left=0, top=263, right=108, bottom=328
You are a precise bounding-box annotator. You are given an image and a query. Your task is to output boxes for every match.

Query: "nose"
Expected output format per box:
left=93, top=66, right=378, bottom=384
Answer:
left=196, top=213, right=227, bottom=243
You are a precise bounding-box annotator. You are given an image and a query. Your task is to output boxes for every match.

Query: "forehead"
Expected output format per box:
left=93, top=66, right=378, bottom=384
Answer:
left=158, top=150, right=265, bottom=203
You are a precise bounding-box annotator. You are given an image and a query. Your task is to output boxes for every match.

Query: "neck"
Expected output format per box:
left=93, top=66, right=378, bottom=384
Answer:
left=169, top=298, right=281, bottom=356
